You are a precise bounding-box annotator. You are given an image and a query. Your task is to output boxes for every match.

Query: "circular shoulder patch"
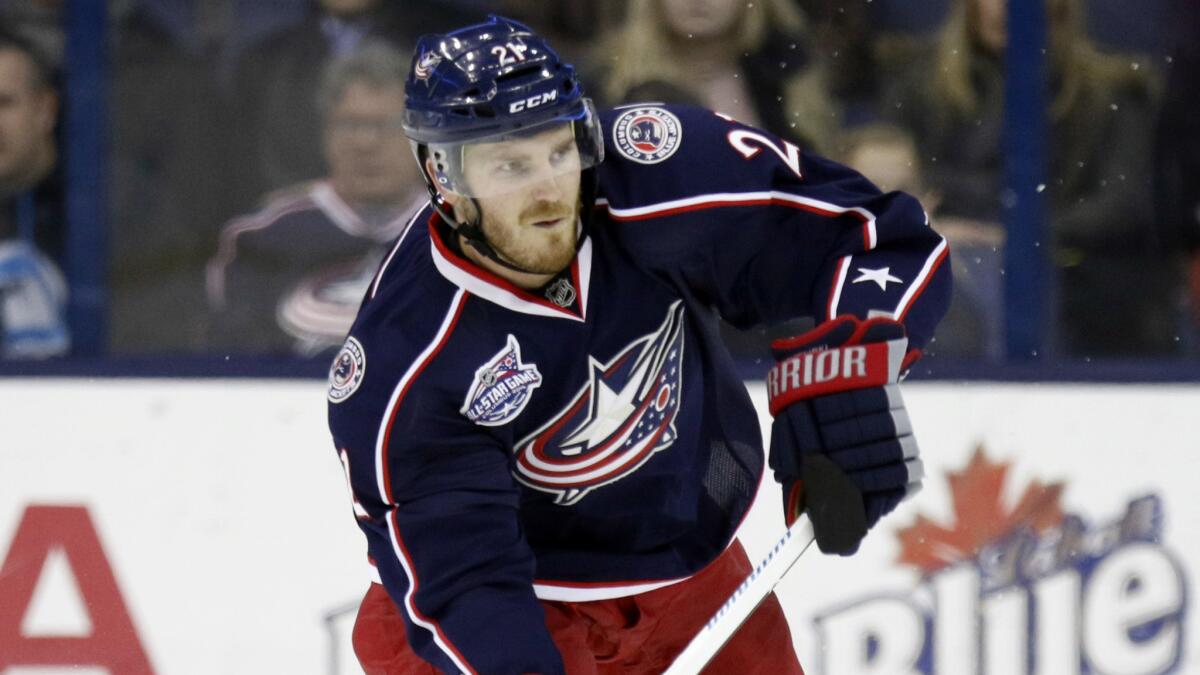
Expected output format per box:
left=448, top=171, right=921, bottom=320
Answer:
left=611, top=107, right=682, bottom=164
left=328, top=337, right=366, bottom=403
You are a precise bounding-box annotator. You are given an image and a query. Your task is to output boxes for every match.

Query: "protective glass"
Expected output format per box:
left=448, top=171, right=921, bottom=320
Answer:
left=421, top=99, right=604, bottom=198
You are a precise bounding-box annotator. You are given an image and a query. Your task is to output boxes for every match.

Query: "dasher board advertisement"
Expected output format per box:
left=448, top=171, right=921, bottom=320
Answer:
left=0, top=380, right=1194, bottom=674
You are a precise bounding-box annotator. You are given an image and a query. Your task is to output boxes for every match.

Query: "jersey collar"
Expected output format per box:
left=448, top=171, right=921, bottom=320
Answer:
left=428, top=214, right=591, bottom=322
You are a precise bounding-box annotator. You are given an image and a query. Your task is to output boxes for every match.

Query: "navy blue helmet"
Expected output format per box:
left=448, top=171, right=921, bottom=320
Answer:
left=404, top=15, right=596, bottom=145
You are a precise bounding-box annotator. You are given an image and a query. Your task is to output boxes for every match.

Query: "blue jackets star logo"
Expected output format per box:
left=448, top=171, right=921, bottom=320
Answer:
left=514, top=302, right=686, bottom=505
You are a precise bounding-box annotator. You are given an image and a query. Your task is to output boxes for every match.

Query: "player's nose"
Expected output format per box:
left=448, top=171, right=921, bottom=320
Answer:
left=526, top=172, right=566, bottom=202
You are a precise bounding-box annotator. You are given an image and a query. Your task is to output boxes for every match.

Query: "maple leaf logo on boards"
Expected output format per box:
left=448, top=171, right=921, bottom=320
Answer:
left=815, top=443, right=1187, bottom=675
left=896, top=445, right=1065, bottom=574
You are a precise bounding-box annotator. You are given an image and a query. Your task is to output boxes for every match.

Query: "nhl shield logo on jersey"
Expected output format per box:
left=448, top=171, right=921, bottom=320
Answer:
left=328, top=337, right=366, bottom=403
left=544, top=278, right=576, bottom=307
left=513, top=301, right=686, bottom=505
left=612, top=107, right=682, bottom=164
left=462, top=334, right=544, bottom=426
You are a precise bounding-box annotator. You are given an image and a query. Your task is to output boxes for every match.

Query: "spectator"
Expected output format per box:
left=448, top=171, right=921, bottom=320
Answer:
left=207, top=42, right=424, bottom=356
left=108, top=5, right=233, bottom=353
left=228, top=0, right=474, bottom=211
left=590, top=0, right=841, bottom=155
left=0, top=25, right=67, bottom=358
left=884, top=0, right=1174, bottom=358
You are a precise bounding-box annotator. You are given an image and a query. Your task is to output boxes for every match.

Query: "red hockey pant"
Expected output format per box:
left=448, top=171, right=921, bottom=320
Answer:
left=352, top=539, right=804, bottom=674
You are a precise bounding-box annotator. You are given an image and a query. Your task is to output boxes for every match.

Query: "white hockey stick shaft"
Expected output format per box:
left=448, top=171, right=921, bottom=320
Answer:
left=663, top=514, right=817, bottom=675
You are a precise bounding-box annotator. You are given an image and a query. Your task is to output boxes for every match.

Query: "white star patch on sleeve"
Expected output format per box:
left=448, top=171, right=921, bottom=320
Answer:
left=852, top=266, right=903, bottom=291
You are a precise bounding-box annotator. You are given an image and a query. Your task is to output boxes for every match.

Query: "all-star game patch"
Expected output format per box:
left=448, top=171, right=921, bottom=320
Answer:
left=612, top=106, right=682, bottom=164
left=328, top=337, right=366, bottom=403
left=461, top=334, right=543, bottom=426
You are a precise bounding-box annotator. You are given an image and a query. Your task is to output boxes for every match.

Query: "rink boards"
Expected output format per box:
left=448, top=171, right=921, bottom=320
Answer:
left=0, top=379, right=1195, bottom=674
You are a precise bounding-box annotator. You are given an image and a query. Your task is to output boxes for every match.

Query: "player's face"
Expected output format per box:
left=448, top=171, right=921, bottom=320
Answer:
left=457, top=124, right=583, bottom=274
left=324, top=80, right=418, bottom=204
left=0, top=49, right=56, bottom=191
left=659, top=0, right=744, bottom=40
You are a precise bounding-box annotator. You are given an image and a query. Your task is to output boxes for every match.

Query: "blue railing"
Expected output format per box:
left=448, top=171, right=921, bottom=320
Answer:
left=62, top=0, right=108, bottom=356
left=1002, top=0, right=1049, bottom=360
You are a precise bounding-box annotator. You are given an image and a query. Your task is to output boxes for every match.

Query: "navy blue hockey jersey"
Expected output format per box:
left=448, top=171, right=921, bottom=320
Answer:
left=327, top=104, right=951, bottom=674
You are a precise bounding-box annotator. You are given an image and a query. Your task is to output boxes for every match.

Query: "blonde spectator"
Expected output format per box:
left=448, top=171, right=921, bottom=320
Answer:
left=592, top=0, right=841, bottom=154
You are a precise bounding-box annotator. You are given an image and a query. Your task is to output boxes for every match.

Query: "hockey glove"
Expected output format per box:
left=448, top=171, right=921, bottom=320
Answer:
left=766, top=315, right=923, bottom=555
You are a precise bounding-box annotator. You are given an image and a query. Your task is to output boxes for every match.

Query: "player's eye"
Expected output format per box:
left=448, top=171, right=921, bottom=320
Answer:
left=494, top=160, right=528, bottom=177
left=549, top=143, right=577, bottom=167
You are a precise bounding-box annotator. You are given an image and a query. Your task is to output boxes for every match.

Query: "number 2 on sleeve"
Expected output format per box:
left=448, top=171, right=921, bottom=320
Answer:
left=726, top=128, right=803, bottom=179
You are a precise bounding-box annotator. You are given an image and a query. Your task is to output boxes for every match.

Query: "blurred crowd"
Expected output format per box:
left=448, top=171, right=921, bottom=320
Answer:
left=0, top=0, right=1196, bottom=364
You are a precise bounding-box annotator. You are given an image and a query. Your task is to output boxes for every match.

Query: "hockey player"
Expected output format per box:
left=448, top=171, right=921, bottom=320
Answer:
left=328, top=16, right=950, bottom=674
